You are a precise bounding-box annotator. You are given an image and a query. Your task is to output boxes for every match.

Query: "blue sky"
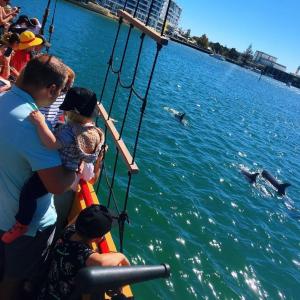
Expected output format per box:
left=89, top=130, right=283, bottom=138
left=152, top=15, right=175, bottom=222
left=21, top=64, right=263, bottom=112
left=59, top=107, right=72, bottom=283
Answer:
left=175, top=0, right=300, bottom=72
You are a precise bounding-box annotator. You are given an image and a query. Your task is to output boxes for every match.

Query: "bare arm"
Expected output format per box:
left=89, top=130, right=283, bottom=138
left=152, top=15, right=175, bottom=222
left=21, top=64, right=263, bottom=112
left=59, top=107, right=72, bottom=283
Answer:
left=30, top=110, right=61, bottom=149
left=0, top=55, right=11, bottom=79
left=0, top=8, right=15, bottom=25
left=10, top=66, right=19, bottom=79
left=86, top=252, right=130, bottom=267
left=1, top=6, right=18, bottom=18
left=89, top=145, right=108, bottom=185
left=37, top=166, right=75, bottom=194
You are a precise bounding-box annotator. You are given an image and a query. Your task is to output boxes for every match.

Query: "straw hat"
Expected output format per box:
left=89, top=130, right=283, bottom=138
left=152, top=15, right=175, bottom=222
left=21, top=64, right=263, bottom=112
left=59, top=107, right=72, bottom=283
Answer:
left=18, top=31, right=43, bottom=50
left=74, top=124, right=104, bottom=155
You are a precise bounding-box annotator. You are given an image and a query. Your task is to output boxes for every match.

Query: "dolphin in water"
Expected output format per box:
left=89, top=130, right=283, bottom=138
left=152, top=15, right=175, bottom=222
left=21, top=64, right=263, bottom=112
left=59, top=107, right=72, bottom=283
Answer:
left=261, top=170, right=291, bottom=196
left=241, top=169, right=259, bottom=184
left=175, top=112, right=185, bottom=122
left=164, top=107, right=188, bottom=125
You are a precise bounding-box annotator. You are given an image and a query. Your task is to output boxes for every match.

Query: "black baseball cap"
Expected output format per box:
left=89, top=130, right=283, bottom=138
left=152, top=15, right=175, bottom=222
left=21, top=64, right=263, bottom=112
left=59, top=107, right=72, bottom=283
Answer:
left=59, top=87, right=98, bottom=117
left=75, top=205, right=117, bottom=239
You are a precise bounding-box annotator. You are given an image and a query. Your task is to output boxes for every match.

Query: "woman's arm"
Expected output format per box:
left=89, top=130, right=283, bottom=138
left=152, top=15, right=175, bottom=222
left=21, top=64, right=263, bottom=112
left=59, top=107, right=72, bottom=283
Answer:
left=0, top=55, right=11, bottom=79
left=86, top=252, right=130, bottom=267
left=1, top=6, right=18, bottom=18
left=10, top=66, right=19, bottom=79
left=30, top=110, right=61, bottom=149
left=0, top=7, right=15, bottom=25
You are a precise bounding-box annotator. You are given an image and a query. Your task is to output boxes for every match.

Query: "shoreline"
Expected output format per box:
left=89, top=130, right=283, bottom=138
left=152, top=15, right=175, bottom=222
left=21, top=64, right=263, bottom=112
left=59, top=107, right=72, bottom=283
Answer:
left=63, top=0, right=118, bottom=20
left=63, top=0, right=300, bottom=89
left=170, top=37, right=300, bottom=89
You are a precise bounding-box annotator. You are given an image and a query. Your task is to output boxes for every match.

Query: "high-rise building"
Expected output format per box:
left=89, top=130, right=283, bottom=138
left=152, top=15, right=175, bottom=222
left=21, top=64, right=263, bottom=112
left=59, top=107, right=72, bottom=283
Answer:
left=159, top=0, right=182, bottom=33
left=98, top=0, right=181, bottom=32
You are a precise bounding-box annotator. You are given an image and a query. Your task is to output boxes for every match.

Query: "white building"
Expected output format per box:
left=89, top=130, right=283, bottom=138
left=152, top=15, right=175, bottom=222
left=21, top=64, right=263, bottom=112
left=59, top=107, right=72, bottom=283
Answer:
left=253, top=51, right=287, bottom=72
left=98, top=0, right=181, bottom=32
left=163, top=0, right=182, bottom=33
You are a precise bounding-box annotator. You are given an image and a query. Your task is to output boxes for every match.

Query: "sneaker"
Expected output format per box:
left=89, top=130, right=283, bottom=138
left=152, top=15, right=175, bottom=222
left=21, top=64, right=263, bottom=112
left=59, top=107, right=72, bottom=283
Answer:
left=1, top=221, right=29, bottom=244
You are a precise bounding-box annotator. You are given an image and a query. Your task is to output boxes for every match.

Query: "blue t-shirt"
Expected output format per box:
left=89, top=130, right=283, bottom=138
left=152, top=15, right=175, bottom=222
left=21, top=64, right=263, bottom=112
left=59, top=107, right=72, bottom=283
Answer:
left=0, top=86, right=62, bottom=236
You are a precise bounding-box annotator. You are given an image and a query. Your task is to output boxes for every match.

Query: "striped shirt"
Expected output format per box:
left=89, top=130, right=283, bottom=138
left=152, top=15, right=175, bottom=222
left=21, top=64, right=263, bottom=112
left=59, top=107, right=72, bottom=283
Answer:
left=40, top=94, right=66, bottom=129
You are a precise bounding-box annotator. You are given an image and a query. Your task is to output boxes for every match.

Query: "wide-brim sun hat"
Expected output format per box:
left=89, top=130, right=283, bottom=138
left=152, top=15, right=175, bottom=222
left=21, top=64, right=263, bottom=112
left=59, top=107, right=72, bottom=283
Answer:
left=18, top=30, right=43, bottom=50
left=73, top=124, right=104, bottom=155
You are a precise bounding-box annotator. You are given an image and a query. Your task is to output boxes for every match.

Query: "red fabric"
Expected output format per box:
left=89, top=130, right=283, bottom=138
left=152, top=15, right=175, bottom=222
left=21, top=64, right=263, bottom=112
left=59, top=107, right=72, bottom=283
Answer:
left=11, top=50, right=31, bottom=72
left=79, top=179, right=94, bottom=206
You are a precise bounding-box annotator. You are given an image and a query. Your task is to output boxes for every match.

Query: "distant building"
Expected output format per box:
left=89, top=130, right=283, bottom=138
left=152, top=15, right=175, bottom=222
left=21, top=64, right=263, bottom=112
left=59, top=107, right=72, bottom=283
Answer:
left=253, top=51, right=287, bottom=72
left=159, top=0, right=182, bottom=33
left=97, top=0, right=181, bottom=32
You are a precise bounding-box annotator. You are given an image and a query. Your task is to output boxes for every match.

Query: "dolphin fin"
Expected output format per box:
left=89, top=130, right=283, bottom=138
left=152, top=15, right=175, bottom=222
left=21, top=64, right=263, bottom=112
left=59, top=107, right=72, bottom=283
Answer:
left=277, top=183, right=291, bottom=196
left=249, top=172, right=259, bottom=184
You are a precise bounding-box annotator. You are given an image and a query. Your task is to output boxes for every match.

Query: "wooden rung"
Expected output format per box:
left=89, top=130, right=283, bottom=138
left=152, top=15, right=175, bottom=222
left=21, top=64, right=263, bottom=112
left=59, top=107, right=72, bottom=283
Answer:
left=117, top=10, right=168, bottom=46
left=97, top=103, right=139, bottom=174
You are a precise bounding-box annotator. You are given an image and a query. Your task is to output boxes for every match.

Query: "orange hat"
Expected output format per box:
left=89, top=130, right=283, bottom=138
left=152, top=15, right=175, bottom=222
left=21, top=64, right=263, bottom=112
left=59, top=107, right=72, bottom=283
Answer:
left=18, top=31, right=43, bottom=50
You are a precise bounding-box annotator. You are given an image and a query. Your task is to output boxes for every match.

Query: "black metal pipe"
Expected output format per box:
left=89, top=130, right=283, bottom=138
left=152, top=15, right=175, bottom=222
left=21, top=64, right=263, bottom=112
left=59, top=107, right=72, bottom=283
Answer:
left=70, top=264, right=171, bottom=299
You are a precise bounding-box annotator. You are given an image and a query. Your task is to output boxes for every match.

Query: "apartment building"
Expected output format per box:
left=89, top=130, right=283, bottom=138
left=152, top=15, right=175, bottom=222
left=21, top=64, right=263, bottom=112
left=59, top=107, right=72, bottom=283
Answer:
left=98, top=0, right=181, bottom=32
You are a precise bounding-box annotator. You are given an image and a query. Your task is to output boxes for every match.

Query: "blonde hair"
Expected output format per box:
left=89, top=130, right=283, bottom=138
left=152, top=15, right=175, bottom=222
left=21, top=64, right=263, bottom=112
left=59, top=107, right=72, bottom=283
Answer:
left=65, top=111, right=91, bottom=124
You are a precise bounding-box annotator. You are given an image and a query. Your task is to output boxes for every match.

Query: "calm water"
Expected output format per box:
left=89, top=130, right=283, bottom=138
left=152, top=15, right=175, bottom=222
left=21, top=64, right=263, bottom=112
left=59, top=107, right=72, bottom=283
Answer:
left=16, top=1, right=300, bottom=299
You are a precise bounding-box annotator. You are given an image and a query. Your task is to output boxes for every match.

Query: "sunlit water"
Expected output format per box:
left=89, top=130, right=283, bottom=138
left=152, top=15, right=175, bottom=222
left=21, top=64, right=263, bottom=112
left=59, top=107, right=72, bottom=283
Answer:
left=16, top=1, right=300, bottom=299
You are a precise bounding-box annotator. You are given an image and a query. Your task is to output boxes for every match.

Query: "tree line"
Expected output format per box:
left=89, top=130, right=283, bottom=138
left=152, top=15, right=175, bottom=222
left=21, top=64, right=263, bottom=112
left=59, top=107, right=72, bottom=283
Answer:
left=185, top=32, right=254, bottom=64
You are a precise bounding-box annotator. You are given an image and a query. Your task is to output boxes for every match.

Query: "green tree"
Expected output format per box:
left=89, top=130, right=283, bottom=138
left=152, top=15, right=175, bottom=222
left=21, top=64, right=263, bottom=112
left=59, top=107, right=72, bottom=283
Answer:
left=196, top=34, right=209, bottom=48
left=184, top=29, right=191, bottom=39
left=210, top=42, right=223, bottom=54
left=242, top=44, right=253, bottom=64
left=227, top=48, right=240, bottom=60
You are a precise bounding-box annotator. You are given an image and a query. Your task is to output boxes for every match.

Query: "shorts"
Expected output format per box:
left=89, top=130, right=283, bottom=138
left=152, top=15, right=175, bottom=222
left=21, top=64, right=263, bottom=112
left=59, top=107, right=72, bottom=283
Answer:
left=0, top=224, right=56, bottom=281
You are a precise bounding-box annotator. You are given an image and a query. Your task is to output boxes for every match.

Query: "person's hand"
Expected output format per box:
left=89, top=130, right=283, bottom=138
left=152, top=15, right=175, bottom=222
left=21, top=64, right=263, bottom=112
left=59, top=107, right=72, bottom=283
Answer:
left=98, top=144, right=108, bottom=162
left=30, top=110, right=46, bottom=126
left=78, top=161, right=84, bottom=175
left=2, top=54, right=11, bottom=65
left=12, top=9, right=19, bottom=17
left=121, top=256, right=130, bottom=266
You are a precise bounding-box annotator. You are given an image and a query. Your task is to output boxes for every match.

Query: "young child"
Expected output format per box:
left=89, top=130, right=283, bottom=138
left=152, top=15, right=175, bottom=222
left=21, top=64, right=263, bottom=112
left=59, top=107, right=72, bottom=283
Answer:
left=38, top=204, right=130, bottom=300
left=1, top=87, right=105, bottom=243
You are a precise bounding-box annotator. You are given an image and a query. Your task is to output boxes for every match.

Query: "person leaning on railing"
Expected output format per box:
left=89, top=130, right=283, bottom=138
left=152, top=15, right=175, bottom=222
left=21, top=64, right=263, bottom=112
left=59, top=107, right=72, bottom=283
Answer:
left=37, top=205, right=130, bottom=300
left=0, top=54, right=76, bottom=300
left=10, top=30, right=43, bottom=78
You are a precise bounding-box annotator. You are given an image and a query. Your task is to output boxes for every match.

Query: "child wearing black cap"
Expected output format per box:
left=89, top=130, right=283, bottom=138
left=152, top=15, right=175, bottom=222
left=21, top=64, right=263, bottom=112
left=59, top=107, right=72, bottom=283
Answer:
left=38, top=204, right=130, bottom=300
left=1, top=87, right=106, bottom=244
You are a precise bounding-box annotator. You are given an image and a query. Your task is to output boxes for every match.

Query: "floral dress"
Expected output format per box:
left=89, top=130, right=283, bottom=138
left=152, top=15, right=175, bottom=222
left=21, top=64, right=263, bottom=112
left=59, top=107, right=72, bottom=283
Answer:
left=38, top=225, right=95, bottom=300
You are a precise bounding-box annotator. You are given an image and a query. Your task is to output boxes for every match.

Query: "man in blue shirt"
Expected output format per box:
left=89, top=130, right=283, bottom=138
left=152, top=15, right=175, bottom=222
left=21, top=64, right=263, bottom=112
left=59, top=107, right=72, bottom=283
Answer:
left=0, top=54, right=75, bottom=299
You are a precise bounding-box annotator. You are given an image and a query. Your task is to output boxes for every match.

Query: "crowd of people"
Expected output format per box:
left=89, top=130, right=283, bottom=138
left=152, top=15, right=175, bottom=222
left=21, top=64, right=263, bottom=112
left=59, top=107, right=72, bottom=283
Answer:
left=0, top=2, right=130, bottom=299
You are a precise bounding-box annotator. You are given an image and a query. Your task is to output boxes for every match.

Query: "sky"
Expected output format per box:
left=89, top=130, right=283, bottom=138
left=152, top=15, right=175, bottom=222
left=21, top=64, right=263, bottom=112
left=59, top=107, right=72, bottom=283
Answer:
left=175, top=0, right=300, bottom=72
